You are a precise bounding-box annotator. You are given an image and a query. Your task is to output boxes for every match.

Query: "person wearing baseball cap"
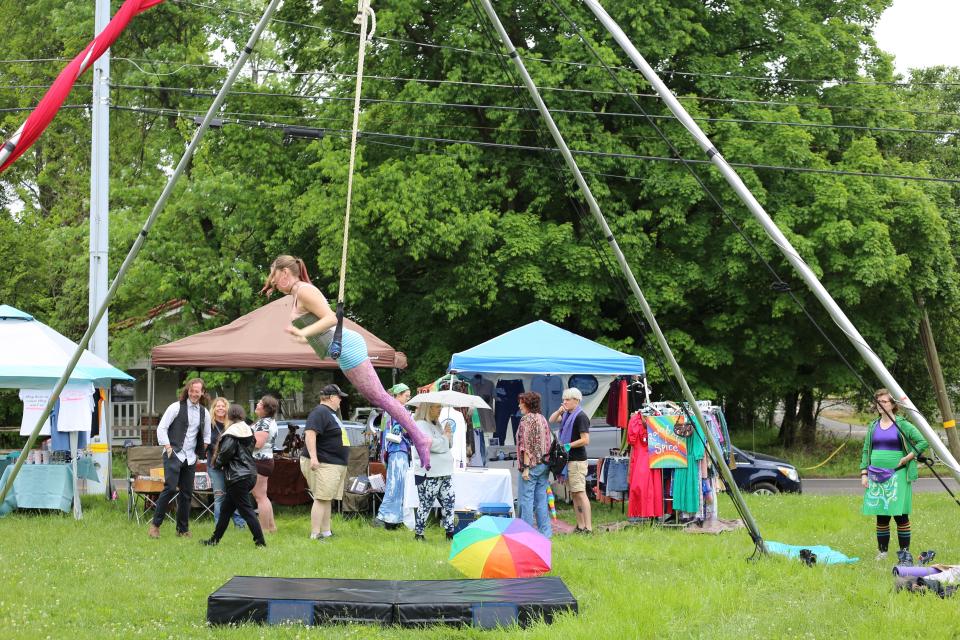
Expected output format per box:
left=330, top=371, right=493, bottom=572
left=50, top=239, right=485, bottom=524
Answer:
left=320, top=383, right=349, bottom=398
left=300, top=383, right=351, bottom=539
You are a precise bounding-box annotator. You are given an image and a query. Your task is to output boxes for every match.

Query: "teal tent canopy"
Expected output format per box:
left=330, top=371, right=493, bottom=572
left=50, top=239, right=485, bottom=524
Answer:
left=447, top=321, right=644, bottom=375
left=0, top=304, right=133, bottom=388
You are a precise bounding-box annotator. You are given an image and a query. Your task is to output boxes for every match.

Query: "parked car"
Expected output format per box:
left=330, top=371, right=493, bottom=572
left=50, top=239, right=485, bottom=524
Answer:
left=729, top=446, right=802, bottom=494
left=582, top=423, right=802, bottom=496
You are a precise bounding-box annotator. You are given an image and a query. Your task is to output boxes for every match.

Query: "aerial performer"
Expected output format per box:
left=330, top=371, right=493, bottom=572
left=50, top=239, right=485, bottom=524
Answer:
left=262, top=254, right=431, bottom=469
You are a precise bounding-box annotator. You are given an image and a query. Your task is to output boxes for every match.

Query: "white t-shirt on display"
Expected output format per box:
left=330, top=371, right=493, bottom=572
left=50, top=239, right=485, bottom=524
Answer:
left=19, top=384, right=94, bottom=435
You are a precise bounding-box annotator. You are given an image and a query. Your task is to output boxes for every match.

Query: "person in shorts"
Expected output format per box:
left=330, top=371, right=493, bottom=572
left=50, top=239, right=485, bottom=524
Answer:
left=549, top=387, right=592, bottom=533
left=300, top=384, right=350, bottom=540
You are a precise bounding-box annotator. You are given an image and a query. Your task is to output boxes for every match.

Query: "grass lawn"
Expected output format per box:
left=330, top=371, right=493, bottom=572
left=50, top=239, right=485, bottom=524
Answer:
left=2, top=491, right=959, bottom=639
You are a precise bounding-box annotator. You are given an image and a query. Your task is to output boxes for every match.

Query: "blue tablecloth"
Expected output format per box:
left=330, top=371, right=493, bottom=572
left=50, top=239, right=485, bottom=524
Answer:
left=0, top=459, right=98, bottom=517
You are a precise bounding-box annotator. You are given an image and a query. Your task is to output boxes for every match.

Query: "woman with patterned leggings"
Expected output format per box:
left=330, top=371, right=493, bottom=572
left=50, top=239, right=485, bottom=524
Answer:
left=860, top=388, right=929, bottom=561
left=262, top=255, right=431, bottom=469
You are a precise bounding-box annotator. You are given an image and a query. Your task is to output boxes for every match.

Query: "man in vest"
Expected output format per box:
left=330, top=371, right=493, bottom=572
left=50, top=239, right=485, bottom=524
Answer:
left=149, top=377, right=211, bottom=538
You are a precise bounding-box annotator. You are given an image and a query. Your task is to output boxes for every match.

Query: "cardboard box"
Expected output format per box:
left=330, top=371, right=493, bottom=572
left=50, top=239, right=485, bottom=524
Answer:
left=133, top=477, right=164, bottom=493
left=149, top=467, right=164, bottom=479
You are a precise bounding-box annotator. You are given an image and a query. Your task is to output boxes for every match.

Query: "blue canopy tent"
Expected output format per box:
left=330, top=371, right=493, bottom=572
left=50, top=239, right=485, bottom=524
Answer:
left=447, top=320, right=645, bottom=418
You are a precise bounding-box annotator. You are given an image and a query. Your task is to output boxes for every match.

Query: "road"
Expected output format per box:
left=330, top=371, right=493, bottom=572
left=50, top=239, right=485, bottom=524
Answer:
left=801, top=477, right=960, bottom=495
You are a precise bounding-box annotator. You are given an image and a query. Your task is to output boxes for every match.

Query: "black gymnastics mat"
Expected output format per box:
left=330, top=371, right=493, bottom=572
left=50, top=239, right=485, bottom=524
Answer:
left=207, top=576, right=577, bottom=627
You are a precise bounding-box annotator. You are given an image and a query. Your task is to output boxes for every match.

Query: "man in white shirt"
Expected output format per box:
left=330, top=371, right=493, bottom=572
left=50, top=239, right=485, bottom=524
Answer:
left=149, top=378, right=211, bottom=538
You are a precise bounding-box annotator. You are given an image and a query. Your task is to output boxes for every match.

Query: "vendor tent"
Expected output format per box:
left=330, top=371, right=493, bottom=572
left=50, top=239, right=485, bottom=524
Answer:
left=0, top=304, right=133, bottom=388
left=151, top=296, right=407, bottom=370
left=0, top=304, right=133, bottom=512
left=447, top=321, right=644, bottom=418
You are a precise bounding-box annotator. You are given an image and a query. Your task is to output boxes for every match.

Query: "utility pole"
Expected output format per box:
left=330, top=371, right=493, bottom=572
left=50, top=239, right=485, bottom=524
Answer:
left=917, top=297, right=960, bottom=460
left=89, top=0, right=112, bottom=498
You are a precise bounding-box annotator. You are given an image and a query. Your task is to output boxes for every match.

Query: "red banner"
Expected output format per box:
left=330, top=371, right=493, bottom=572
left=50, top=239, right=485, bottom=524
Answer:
left=0, top=0, right=165, bottom=173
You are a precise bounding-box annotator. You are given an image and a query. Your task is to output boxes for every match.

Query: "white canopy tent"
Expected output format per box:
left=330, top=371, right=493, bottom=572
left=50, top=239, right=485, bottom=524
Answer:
left=0, top=304, right=133, bottom=516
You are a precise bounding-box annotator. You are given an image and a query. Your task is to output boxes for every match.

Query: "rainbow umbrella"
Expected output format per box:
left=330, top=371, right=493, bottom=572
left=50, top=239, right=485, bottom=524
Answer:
left=449, top=516, right=551, bottom=578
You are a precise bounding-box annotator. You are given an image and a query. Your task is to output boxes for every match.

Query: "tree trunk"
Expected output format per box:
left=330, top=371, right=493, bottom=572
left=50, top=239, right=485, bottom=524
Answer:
left=725, top=396, right=755, bottom=432
left=779, top=391, right=798, bottom=447
left=798, top=387, right=817, bottom=446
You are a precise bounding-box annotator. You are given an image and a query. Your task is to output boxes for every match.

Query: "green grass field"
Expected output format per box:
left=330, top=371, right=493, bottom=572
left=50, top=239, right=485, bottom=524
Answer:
left=2, top=491, right=959, bottom=639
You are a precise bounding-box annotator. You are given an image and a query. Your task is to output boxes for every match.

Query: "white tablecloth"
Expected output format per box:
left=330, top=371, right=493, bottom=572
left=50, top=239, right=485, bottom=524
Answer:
left=402, top=468, right=514, bottom=529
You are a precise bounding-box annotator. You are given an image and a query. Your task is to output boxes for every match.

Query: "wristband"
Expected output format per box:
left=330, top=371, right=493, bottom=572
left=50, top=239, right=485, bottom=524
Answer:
left=563, top=443, right=571, bottom=453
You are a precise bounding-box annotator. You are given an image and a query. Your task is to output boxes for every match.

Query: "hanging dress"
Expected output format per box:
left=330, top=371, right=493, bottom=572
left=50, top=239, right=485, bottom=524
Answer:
left=671, top=421, right=705, bottom=514
left=627, top=413, right=663, bottom=518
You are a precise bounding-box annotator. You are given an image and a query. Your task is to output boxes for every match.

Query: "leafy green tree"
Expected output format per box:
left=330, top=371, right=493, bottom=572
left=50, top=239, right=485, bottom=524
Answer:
left=3, top=0, right=960, bottom=452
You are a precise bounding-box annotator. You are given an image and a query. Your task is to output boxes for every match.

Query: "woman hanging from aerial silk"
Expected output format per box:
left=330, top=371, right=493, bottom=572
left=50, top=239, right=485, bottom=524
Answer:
left=262, top=255, right=431, bottom=469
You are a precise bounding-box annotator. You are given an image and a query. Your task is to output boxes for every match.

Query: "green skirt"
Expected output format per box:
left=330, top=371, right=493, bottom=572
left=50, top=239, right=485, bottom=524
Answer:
left=861, top=449, right=912, bottom=516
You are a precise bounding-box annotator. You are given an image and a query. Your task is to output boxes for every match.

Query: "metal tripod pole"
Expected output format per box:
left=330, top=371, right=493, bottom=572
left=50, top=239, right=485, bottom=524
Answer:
left=478, top=0, right=767, bottom=552
left=582, top=0, right=960, bottom=482
left=0, top=0, right=286, bottom=506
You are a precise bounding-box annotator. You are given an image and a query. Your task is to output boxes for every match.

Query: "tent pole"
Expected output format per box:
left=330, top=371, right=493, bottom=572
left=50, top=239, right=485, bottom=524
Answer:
left=477, top=0, right=766, bottom=553
left=0, top=0, right=286, bottom=507
left=581, top=0, right=960, bottom=482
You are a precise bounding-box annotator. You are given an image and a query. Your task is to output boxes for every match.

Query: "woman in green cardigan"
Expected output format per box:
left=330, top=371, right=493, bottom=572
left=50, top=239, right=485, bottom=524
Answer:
left=860, top=388, right=929, bottom=561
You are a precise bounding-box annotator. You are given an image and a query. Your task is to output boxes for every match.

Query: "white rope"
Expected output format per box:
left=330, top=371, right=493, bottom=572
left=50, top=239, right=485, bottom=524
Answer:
left=336, top=0, right=375, bottom=305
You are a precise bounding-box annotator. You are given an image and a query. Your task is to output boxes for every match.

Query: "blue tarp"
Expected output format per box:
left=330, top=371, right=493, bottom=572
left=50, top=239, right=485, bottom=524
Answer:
left=447, top=321, right=645, bottom=375
left=766, top=541, right=860, bottom=565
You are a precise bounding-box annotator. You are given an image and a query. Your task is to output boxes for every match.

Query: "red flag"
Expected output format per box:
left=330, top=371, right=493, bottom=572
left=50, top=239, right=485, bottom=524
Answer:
left=0, top=0, right=166, bottom=173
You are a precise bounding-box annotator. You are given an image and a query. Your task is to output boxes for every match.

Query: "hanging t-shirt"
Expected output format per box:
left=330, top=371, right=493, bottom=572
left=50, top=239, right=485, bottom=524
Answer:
left=19, top=389, right=52, bottom=436
left=439, top=406, right=468, bottom=470
left=531, top=375, right=564, bottom=419
left=20, top=384, right=94, bottom=435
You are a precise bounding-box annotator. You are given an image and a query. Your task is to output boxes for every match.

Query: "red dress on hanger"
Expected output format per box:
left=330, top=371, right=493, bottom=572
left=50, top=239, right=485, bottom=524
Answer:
left=606, top=379, right=629, bottom=428
left=627, top=413, right=663, bottom=518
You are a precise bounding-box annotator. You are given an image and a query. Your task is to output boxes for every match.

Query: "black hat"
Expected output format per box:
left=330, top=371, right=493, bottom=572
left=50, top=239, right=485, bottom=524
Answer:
left=320, top=384, right=349, bottom=398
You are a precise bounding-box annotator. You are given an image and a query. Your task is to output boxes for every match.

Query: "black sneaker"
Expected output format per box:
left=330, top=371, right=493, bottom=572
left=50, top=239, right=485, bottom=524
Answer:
left=201, top=538, right=218, bottom=546
left=918, top=550, right=936, bottom=566
left=414, top=534, right=425, bottom=541
left=896, top=549, right=915, bottom=567
left=445, top=530, right=455, bottom=540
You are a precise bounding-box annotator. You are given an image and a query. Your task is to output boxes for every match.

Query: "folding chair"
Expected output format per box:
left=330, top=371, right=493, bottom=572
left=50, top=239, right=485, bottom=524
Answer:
left=190, top=465, right=215, bottom=522
left=127, top=446, right=177, bottom=525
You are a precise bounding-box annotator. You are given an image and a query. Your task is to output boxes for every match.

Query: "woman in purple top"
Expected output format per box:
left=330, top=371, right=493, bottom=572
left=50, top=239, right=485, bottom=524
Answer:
left=860, top=388, right=929, bottom=561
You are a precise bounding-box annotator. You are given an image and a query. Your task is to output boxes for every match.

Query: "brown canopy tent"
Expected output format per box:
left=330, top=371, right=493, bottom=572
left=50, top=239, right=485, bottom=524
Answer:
left=151, top=296, right=407, bottom=370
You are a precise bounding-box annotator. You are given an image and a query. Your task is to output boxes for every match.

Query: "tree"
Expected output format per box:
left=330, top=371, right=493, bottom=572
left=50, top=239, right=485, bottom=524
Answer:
left=2, top=0, right=959, bottom=448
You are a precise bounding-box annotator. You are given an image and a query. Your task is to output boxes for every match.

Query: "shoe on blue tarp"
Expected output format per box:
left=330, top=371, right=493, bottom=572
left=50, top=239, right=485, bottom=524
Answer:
left=765, top=541, right=859, bottom=565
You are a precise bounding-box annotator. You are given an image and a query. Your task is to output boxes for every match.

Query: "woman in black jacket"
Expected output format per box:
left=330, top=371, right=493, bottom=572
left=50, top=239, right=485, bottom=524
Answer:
left=202, top=404, right=265, bottom=547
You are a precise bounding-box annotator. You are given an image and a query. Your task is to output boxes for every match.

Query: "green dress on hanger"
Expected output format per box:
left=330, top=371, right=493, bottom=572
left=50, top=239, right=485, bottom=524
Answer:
left=672, top=421, right=705, bottom=513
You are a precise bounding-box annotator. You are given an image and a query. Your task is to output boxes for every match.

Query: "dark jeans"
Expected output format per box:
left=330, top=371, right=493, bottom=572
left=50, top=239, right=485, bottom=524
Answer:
left=152, top=452, right=195, bottom=533
left=211, top=476, right=265, bottom=545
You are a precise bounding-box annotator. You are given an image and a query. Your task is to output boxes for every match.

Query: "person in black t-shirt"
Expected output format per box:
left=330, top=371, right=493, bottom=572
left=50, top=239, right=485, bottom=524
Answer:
left=549, top=387, right=592, bottom=533
left=300, top=384, right=350, bottom=540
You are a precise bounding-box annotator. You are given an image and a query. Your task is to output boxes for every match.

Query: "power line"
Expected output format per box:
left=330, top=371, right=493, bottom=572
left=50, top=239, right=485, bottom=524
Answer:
left=0, top=104, right=87, bottom=114
left=169, top=0, right=960, bottom=90
left=107, top=82, right=960, bottom=137
left=111, top=104, right=960, bottom=185
left=105, top=59, right=960, bottom=120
